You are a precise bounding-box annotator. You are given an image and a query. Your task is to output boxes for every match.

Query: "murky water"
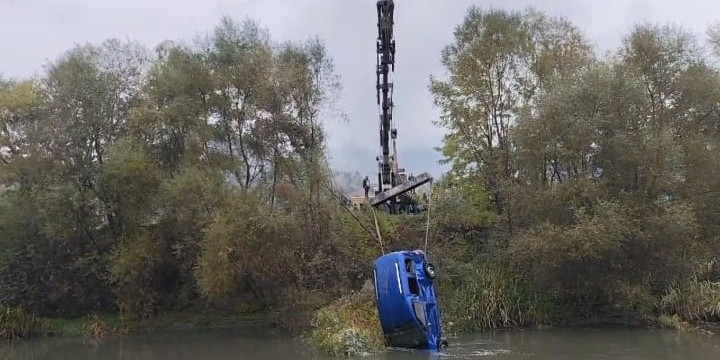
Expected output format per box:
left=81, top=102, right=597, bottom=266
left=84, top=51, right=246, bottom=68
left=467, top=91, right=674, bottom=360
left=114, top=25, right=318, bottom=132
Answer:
left=2, top=325, right=719, bottom=360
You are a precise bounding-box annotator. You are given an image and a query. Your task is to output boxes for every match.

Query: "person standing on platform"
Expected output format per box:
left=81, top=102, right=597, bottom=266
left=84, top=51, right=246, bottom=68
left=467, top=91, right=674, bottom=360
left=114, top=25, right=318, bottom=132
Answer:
left=363, top=176, right=370, bottom=198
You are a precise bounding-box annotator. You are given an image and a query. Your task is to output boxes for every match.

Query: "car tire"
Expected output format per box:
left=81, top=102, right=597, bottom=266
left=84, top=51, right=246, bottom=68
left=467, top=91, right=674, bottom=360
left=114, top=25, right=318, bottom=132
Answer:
left=423, top=262, right=437, bottom=279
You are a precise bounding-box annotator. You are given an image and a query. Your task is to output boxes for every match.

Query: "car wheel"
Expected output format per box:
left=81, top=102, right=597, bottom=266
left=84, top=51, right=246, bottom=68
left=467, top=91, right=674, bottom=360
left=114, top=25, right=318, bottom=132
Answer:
left=424, top=262, right=437, bottom=279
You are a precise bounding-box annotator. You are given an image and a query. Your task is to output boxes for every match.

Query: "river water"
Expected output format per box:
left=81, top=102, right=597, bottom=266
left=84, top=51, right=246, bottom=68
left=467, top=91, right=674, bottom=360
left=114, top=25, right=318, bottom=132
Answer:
left=2, top=325, right=719, bottom=360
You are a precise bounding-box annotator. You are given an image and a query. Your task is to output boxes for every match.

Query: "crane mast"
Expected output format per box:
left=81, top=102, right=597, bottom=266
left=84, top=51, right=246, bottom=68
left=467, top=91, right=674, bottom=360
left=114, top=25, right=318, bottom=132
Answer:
left=370, top=0, right=433, bottom=214
left=376, top=0, right=397, bottom=192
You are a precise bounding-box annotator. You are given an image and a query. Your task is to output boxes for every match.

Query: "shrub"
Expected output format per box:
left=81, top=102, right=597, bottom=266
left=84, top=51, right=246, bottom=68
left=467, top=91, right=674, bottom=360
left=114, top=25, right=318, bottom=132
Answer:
left=308, top=281, right=385, bottom=357
left=0, top=307, right=49, bottom=340
left=439, top=262, right=553, bottom=332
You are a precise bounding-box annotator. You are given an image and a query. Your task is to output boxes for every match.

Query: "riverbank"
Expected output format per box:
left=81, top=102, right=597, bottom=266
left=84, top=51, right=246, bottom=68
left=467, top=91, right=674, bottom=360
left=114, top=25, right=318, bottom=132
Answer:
left=305, top=270, right=720, bottom=357
left=4, top=298, right=718, bottom=360
left=7, top=322, right=720, bottom=360
left=1, top=308, right=283, bottom=341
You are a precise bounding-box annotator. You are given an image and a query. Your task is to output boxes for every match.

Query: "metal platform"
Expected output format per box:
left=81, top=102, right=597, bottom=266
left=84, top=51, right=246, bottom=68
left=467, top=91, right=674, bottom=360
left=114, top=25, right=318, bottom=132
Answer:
left=370, top=172, right=432, bottom=207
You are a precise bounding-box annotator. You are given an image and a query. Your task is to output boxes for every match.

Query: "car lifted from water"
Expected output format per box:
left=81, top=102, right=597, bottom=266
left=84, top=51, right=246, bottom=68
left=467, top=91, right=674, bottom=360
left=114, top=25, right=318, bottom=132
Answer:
left=373, top=250, right=446, bottom=350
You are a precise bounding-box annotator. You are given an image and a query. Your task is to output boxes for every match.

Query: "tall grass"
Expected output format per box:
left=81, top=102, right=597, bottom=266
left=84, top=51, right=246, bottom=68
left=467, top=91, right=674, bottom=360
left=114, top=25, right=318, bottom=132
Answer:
left=82, top=313, right=113, bottom=341
left=439, top=262, right=554, bottom=332
left=660, top=277, right=720, bottom=324
left=0, top=307, right=49, bottom=340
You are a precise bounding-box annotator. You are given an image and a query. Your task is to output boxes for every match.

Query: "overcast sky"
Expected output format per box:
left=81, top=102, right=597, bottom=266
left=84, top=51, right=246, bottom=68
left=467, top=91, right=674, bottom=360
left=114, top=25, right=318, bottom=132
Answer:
left=2, top=0, right=720, bottom=179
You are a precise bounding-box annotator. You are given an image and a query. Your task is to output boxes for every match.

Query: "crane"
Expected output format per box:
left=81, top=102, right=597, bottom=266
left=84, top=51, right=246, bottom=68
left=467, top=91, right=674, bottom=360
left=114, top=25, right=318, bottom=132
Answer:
left=371, top=0, right=432, bottom=214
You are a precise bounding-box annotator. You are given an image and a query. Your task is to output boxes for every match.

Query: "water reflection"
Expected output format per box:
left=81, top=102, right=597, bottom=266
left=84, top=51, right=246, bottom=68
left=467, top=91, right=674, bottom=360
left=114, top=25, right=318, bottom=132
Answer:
left=358, top=328, right=720, bottom=360
left=1, top=326, right=719, bottom=360
left=1, top=326, right=313, bottom=360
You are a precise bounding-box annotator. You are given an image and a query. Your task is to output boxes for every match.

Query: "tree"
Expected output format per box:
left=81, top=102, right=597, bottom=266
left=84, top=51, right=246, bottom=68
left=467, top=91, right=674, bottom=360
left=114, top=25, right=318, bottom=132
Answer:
left=430, top=7, right=593, bottom=233
left=130, top=43, right=212, bottom=174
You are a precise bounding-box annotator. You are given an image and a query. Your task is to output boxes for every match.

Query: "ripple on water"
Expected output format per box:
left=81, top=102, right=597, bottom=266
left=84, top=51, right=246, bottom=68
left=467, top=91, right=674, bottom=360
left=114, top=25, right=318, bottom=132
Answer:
left=438, top=350, right=509, bottom=358
left=436, top=345, right=512, bottom=358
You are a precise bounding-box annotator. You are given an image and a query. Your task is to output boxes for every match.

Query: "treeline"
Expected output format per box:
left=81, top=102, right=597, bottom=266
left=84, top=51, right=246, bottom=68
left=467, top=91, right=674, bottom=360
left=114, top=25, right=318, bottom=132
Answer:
left=426, top=7, right=720, bottom=329
left=0, top=17, right=379, bottom=320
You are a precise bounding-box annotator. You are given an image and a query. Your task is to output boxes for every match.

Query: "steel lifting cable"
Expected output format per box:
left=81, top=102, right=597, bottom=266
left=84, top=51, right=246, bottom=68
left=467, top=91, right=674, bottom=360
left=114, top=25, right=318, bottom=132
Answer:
left=371, top=207, right=386, bottom=255
left=321, top=157, right=386, bottom=254
left=423, top=180, right=433, bottom=255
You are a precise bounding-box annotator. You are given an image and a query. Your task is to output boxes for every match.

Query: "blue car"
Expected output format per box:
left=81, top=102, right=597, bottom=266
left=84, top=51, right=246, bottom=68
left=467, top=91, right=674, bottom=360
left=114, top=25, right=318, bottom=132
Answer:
left=373, top=250, right=447, bottom=350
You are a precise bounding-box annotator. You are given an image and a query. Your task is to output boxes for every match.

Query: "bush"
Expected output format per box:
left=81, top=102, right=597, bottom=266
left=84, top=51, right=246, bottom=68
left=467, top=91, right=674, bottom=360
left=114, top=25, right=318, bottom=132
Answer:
left=109, top=230, right=165, bottom=320
left=0, top=307, right=49, bottom=340
left=661, top=277, right=720, bottom=323
left=439, top=262, right=553, bottom=332
left=308, top=281, right=385, bottom=357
